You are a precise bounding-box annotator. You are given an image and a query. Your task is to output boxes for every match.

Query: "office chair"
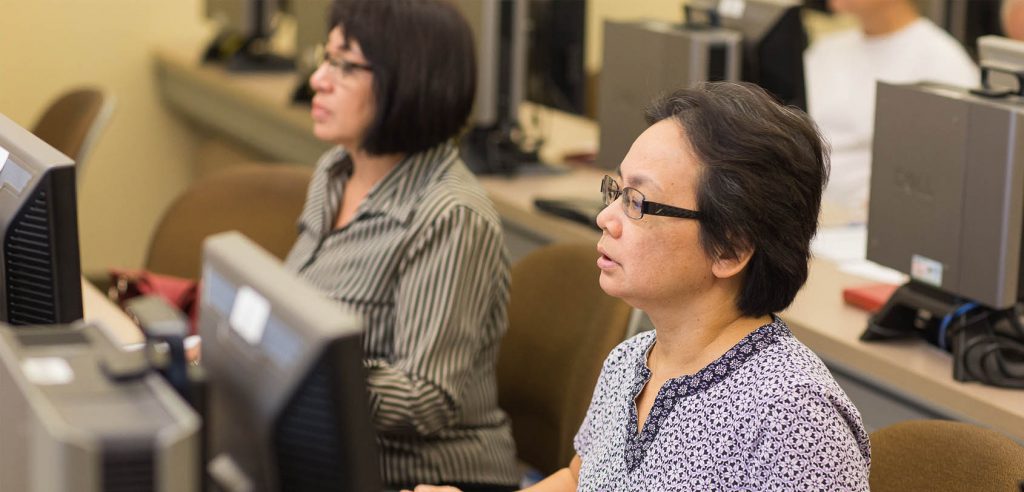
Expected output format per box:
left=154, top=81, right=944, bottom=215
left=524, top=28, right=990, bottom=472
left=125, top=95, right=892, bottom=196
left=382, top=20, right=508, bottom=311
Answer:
left=145, top=164, right=312, bottom=279
left=869, top=419, right=1024, bottom=491
left=497, top=242, right=633, bottom=476
left=31, top=87, right=115, bottom=177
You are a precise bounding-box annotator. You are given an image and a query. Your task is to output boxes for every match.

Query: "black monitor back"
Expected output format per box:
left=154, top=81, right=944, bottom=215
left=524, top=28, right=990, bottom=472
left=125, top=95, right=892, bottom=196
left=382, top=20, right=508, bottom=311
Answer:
left=0, top=112, right=82, bottom=326
left=719, top=0, right=808, bottom=110
left=525, top=0, right=587, bottom=116
left=199, top=231, right=380, bottom=492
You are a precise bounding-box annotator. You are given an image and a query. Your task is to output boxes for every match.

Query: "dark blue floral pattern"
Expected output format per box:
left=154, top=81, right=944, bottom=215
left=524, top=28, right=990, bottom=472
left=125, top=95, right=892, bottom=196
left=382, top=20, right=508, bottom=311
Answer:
left=574, top=317, right=871, bottom=491
left=624, top=322, right=786, bottom=473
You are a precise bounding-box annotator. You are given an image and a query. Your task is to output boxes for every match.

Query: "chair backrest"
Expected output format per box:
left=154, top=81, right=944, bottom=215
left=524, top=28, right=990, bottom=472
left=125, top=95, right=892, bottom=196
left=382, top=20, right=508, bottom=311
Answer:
left=497, top=242, right=633, bottom=475
left=146, top=164, right=313, bottom=279
left=31, top=87, right=114, bottom=175
left=869, top=419, right=1024, bottom=491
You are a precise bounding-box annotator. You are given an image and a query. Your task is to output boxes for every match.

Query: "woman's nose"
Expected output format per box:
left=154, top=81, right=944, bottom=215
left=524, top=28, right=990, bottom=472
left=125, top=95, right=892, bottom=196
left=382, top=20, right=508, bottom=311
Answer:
left=310, top=64, right=331, bottom=92
left=596, top=200, right=621, bottom=238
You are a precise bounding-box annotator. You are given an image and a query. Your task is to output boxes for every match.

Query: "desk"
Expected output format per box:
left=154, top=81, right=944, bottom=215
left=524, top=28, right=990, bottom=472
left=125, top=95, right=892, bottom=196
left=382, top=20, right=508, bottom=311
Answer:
left=153, top=48, right=1024, bottom=442
left=154, top=49, right=331, bottom=164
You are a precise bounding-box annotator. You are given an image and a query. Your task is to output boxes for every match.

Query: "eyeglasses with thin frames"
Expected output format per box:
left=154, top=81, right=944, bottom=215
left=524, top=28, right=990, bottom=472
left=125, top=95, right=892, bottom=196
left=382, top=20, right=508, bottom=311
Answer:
left=600, top=174, right=703, bottom=221
left=316, top=45, right=373, bottom=84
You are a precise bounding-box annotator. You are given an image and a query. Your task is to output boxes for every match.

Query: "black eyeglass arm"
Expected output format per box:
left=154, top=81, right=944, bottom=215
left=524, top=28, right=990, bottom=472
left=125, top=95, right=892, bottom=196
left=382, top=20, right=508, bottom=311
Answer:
left=643, top=201, right=703, bottom=220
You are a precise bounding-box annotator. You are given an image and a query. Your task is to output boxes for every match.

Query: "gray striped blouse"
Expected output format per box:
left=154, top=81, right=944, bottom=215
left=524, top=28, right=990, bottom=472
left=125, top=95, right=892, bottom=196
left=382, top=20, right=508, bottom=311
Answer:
left=284, top=142, right=519, bottom=488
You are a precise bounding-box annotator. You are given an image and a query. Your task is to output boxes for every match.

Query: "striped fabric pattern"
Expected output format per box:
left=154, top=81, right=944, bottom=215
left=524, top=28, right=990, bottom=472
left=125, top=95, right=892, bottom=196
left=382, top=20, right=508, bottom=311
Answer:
left=284, top=142, right=518, bottom=487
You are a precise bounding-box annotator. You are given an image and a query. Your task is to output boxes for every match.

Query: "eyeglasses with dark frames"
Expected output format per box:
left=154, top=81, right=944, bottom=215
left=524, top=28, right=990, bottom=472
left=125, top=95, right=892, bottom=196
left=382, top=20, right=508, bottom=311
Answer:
left=317, top=46, right=373, bottom=82
left=600, top=175, right=703, bottom=221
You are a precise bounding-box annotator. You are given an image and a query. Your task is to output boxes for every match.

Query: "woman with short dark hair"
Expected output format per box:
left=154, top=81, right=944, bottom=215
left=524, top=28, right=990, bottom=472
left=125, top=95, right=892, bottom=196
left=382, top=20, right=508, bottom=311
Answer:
left=410, top=82, right=870, bottom=491
left=284, top=1, right=518, bottom=490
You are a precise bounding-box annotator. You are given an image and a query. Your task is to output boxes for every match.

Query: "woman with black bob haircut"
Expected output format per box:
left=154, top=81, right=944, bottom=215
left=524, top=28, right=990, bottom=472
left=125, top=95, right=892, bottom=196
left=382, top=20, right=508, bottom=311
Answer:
left=410, top=82, right=870, bottom=491
left=284, top=0, right=518, bottom=490
left=331, top=0, right=476, bottom=155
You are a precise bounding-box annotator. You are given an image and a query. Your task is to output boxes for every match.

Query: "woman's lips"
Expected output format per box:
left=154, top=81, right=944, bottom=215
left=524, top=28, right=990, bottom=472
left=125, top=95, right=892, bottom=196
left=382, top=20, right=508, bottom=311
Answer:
left=310, top=102, right=331, bottom=121
left=597, top=247, right=619, bottom=270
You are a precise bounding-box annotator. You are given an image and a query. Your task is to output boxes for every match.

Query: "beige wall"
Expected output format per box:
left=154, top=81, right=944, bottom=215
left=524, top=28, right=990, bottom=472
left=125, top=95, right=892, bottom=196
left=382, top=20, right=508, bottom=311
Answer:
left=0, top=0, right=212, bottom=274
left=584, top=0, right=685, bottom=72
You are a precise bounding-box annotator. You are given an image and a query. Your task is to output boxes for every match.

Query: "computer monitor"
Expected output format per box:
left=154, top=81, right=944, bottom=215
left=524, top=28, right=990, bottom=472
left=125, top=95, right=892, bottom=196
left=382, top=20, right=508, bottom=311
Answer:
left=525, top=0, right=587, bottom=116
left=717, top=0, right=808, bottom=110
left=452, top=0, right=543, bottom=174
left=0, top=112, right=82, bottom=326
left=452, top=0, right=528, bottom=130
left=866, top=37, right=1024, bottom=313
left=199, top=231, right=380, bottom=492
left=0, top=322, right=200, bottom=491
left=203, top=0, right=293, bottom=71
left=863, top=46, right=1024, bottom=386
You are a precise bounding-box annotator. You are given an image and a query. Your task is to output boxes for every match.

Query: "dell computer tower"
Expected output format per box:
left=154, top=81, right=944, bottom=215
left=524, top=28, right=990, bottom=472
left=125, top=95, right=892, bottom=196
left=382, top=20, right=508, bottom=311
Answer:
left=867, top=81, right=1024, bottom=309
left=595, top=20, right=741, bottom=169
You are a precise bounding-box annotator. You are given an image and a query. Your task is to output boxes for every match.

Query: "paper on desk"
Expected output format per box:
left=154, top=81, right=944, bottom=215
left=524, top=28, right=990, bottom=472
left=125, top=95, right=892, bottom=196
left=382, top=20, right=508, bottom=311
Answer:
left=812, top=224, right=908, bottom=285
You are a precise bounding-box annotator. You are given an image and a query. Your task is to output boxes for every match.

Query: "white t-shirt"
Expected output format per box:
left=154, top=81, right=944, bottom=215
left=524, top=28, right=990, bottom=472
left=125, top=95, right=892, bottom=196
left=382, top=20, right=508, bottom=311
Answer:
left=805, top=18, right=978, bottom=211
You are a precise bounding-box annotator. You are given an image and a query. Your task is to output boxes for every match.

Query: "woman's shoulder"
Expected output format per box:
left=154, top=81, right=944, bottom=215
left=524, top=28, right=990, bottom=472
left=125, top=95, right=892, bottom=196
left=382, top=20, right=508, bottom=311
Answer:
left=733, top=326, right=851, bottom=405
left=599, top=331, right=655, bottom=375
left=417, top=157, right=502, bottom=227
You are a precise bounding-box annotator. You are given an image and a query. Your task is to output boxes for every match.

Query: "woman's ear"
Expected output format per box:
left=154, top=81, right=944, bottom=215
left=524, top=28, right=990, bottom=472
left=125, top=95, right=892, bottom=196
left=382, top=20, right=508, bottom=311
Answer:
left=711, top=246, right=754, bottom=280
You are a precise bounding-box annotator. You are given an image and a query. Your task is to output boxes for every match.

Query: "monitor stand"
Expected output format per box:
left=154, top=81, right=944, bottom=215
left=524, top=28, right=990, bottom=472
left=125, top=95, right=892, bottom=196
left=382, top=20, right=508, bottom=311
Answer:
left=202, top=31, right=294, bottom=73
left=862, top=280, right=1024, bottom=387
left=460, top=125, right=563, bottom=176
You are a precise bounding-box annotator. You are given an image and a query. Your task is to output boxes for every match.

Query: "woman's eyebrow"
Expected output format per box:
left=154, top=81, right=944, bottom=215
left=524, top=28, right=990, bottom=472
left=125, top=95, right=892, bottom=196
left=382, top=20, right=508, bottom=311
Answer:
left=624, top=172, right=661, bottom=192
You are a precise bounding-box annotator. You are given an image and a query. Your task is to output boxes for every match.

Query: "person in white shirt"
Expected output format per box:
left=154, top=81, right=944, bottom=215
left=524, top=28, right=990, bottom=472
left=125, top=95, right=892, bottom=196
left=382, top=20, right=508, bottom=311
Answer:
left=805, top=0, right=978, bottom=213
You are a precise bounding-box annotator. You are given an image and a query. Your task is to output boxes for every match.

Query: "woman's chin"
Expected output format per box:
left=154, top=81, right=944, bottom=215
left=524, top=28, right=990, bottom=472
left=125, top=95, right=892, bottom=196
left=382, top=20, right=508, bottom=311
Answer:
left=311, top=125, right=329, bottom=141
left=311, top=125, right=341, bottom=144
left=598, top=274, right=625, bottom=298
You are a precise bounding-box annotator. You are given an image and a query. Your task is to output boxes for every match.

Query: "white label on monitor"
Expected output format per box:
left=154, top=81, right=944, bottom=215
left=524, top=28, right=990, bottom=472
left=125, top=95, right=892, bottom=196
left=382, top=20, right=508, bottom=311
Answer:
left=0, top=144, right=8, bottom=172
left=910, top=254, right=943, bottom=287
left=22, top=357, right=74, bottom=385
left=229, top=286, right=271, bottom=345
left=718, top=0, right=746, bottom=19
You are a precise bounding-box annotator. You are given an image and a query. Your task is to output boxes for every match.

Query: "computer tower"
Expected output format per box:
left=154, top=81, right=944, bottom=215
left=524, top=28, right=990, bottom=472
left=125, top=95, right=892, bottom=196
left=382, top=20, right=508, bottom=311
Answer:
left=0, top=322, right=200, bottom=492
left=595, top=20, right=741, bottom=169
left=867, top=81, right=1024, bottom=309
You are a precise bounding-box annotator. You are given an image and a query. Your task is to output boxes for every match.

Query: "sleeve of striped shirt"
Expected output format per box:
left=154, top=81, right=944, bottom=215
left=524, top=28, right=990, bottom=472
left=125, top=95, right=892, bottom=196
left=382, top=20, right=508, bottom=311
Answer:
left=364, top=204, right=507, bottom=437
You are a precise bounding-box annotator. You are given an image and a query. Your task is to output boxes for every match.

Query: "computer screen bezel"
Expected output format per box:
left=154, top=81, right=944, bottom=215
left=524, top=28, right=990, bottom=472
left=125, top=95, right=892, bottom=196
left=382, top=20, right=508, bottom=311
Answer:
left=0, top=112, right=83, bottom=326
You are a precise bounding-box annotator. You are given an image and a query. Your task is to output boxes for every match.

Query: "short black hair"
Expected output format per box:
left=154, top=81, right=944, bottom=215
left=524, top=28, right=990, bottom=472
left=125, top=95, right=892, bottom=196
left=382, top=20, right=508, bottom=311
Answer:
left=645, top=82, right=830, bottom=317
left=329, top=0, right=476, bottom=155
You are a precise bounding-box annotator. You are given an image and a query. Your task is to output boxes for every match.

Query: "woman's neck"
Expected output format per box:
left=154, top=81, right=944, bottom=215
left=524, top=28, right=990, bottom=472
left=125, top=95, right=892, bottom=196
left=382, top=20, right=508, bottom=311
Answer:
left=859, top=3, right=919, bottom=37
left=346, top=146, right=405, bottom=189
left=644, top=290, right=771, bottom=378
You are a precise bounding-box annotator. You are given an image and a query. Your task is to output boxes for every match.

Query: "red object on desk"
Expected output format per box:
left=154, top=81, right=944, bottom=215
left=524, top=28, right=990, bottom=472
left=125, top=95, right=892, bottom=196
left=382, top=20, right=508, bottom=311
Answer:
left=842, top=283, right=899, bottom=314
